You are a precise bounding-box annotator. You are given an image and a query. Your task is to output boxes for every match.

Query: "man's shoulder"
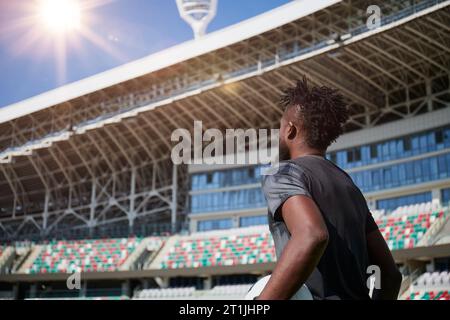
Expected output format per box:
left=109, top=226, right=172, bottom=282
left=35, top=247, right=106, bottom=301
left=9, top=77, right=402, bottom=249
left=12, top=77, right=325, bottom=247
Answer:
left=261, top=160, right=309, bottom=189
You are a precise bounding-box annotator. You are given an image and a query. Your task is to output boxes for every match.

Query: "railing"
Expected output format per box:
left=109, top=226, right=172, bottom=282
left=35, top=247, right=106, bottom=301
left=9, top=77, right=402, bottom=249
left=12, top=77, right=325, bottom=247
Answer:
left=25, top=288, right=124, bottom=299
left=400, top=268, right=424, bottom=299
left=0, top=220, right=190, bottom=243
left=419, top=208, right=450, bottom=246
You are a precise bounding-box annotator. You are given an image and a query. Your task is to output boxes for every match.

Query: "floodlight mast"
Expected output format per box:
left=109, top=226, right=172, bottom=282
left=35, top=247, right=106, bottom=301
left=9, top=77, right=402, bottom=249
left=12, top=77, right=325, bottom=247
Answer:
left=176, top=0, right=218, bottom=39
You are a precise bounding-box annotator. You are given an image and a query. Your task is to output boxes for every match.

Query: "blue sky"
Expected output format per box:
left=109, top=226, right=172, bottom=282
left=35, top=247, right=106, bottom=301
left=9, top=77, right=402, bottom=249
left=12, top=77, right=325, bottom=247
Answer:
left=0, top=0, right=291, bottom=108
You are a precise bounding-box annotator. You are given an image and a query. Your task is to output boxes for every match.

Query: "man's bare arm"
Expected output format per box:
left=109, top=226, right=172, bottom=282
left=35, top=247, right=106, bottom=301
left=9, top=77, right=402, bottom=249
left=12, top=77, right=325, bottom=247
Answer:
left=257, top=195, right=329, bottom=300
left=366, top=228, right=402, bottom=300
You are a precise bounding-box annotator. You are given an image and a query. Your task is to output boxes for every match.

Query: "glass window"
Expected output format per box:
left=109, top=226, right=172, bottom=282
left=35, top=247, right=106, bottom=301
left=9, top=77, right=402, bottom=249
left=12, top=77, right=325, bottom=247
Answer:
left=376, top=192, right=432, bottom=211
left=354, top=148, right=362, bottom=162
left=240, top=215, right=267, bottom=228
left=330, top=152, right=337, bottom=164
left=324, top=125, right=450, bottom=170
left=190, top=187, right=265, bottom=214
left=382, top=142, right=389, bottom=159
left=384, top=168, right=392, bottom=188
left=370, top=144, right=378, bottom=159
left=337, top=151, right=346, bottom=167
left=347, top=150, right=354, bottom=163
left=248, top=167, right=255, bottom=179
left=419, top=135, right=428, bottom=153
left=403, top=137, right=411, bottom=151
left=198, top=218, right=233, bottom=232
left=412, top=136, right=420, bottom=154
left=445, top=129, right=450, bottom=147
left=351, top=153, right=450, bottom=193
left=442, top=188, right=450, bottom=206
left=389, top=141, right=396, bottom=159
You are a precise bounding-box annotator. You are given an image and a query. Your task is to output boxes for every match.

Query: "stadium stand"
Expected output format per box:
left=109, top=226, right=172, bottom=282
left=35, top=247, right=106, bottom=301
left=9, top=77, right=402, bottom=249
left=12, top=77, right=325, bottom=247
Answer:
left=135, top=287, right=197, bottom=300
left=159, top=226, right=275, bottom=269
left=0, top=246, right=5, bottom=270
left=0, top=0, right=449, bottom=300
left=0, top=246, right=14, bottom=274
left=405, top=271, right=450, bottom=300
left=27, top=237, right=142, bottom=273
left=414, top=271, right=450, bottom=289
left=26, top=295, right=131, bottom=300
left=121, top=236, right=165, bottom=270
left=134, top=284, right=253, bottom=300
left=407, top=291, right=450, bottom=300
left=4, top=203, right=447, bottom=276
left=375, top=202, right=445, bottom=250
left=158, top=204, right=447, bottom=270
left=199, top=284, right=253, bottom=300
left=0, top=246, right=4, bottom=265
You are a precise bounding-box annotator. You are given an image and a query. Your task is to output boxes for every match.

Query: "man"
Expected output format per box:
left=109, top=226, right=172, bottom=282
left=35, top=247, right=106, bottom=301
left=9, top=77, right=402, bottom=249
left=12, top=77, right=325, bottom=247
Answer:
left=257, top=77, right=402, bottom=300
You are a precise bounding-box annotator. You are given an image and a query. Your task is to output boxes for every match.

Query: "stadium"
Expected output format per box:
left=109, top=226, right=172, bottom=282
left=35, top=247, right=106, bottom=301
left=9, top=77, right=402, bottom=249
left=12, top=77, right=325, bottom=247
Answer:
left=0, top=0, right=450, bottom=301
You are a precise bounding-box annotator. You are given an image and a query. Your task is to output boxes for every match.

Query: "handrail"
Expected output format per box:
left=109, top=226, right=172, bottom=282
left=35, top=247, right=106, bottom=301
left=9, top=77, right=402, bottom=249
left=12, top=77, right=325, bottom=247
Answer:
left=417, top=208, right=449, bottom=246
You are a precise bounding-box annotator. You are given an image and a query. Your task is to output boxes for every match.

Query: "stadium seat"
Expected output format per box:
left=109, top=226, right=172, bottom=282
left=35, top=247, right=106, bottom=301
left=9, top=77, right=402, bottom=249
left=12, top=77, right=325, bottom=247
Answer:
left=375, top=203, right=444, bottom=250
left=200, top=284, right=253, bottom=300
left=27, top=237, right=142, bottom=274
left=159, top=204, right=446, bottom=270
left=160, top=228, right=275, bottom=269
left=413, top=271, right=450, bottom=290
left=135, top=287, right=197, bottom=300
left=406, top=290, right=450, bottom=300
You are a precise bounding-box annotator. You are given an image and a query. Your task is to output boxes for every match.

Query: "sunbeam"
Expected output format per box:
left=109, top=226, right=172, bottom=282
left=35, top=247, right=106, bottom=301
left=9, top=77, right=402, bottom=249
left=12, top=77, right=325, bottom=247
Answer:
left=3, top=0, right=122, bottom=85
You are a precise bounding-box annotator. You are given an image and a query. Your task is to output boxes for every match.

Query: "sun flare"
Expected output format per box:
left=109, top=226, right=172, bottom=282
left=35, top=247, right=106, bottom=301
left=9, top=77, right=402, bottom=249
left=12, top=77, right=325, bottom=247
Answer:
left=38, top=0, right=82, bottom=33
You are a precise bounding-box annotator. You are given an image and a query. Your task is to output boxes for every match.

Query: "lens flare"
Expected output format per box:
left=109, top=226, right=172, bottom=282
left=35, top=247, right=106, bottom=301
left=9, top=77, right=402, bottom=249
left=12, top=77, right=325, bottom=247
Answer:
left=38, top=0, right=82, bottom=33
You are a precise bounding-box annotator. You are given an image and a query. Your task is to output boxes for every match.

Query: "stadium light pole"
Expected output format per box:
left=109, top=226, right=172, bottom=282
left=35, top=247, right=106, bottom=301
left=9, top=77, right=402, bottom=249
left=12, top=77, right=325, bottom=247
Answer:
left=176, top=0, right=218, bottom=39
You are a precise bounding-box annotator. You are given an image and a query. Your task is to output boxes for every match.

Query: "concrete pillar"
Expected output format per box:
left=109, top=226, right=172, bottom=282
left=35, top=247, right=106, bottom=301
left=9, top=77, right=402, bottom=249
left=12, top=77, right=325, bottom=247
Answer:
left=367, top=199, right=376, bottom=211
left=12, top=284, right=19, bottom=300
left=232, top=216, right=239, bottom=228
left=80, top=281, right=87, bottom=298
left=189, top=218, right=197, bottom=233
left=29, top=284, right=37, bottom=299
left=142, top=279, right=150, bottom=290
left=171, top=164, right=178, bottom=234
left=155, top=277, right=169, bottom=289
left=431, top=188, right=441, bottom=205
left=204, top=276, right=213, bottom=290
left=426, top=260, right=436, bottom=273
left=122, top=280, right=130, bottom=297
left=89, top=178, right=97, bottom=238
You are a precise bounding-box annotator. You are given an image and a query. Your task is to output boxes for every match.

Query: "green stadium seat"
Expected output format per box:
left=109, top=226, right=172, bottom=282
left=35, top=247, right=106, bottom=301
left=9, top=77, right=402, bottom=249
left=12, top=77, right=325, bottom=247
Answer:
left=27, top=237, right=142, bottom=274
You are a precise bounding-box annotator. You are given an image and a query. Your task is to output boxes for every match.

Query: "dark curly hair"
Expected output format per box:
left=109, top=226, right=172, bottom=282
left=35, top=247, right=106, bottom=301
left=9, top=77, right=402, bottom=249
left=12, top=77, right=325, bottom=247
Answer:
left=280, top=76, right=349, bottom=150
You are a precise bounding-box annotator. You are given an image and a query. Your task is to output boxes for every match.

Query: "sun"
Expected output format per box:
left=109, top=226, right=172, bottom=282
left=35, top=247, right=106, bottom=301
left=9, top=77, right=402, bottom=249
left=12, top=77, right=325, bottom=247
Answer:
left=7, top=0, right=124, bottom=84
left=38, top=0, right=82, bottom=33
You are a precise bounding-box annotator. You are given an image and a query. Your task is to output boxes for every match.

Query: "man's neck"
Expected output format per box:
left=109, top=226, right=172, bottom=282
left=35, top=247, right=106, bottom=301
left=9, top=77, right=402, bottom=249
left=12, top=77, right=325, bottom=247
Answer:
left=289, top=146, right=325, bottom=160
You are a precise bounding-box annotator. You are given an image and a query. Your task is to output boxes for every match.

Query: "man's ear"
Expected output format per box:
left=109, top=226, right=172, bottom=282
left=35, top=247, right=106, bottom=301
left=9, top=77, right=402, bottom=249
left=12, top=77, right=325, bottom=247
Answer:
left=287, top=122, right=297, bottom=140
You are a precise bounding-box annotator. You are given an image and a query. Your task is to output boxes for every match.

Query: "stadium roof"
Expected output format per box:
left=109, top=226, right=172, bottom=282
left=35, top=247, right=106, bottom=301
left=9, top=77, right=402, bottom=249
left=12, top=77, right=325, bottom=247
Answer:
left=1, top=0, right=448, bottom=240
left=0, top=0, right=340, bottom=124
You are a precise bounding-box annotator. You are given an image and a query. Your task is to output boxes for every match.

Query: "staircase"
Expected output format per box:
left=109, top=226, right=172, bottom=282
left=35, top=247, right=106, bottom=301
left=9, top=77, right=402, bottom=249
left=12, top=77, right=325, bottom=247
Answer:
left=148, top=235, right=180, bottom=269
left=434, top=213, right=450, bottom=244
left=120, top=237, right=162, bottom=271
left=418, top=209, right=450, bottom=246
left=0, top=247, right=15, bottom=274
left=399, top=268, right=423, bottom=300
left=11, top=247, right=31, bottom=273
left=18, top=245, right=43, bottom=274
